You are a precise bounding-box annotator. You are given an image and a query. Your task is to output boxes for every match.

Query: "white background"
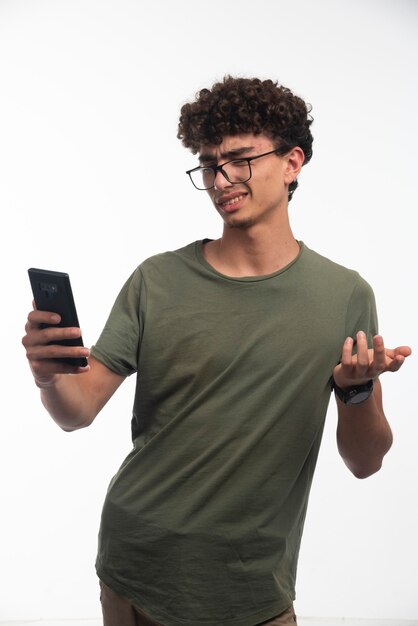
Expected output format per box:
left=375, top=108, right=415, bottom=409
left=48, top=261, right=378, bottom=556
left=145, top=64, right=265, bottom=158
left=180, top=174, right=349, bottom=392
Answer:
left=0, top=0, right=417, bottom=621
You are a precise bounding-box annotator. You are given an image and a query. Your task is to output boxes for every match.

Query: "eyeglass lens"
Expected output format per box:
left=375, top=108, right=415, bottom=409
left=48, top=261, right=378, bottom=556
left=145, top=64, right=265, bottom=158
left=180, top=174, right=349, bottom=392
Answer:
left=193, top=160, right=251, bottom=190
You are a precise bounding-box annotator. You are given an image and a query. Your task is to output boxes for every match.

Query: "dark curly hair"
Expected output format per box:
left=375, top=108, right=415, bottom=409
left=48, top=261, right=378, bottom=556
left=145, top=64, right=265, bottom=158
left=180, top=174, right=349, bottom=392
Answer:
left=178, top=76, right=313, bottom=200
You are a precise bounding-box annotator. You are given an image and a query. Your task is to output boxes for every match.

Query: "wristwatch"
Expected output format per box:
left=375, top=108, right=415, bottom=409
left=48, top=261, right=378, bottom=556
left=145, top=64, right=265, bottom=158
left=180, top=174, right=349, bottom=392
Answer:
left=332, top=378, right=374, bottom=405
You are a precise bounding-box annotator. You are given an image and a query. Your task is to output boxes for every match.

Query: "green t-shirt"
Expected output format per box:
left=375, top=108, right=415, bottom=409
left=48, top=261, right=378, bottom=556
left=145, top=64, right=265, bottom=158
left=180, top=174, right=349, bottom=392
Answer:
left=92, top=241, right=377, bottom=626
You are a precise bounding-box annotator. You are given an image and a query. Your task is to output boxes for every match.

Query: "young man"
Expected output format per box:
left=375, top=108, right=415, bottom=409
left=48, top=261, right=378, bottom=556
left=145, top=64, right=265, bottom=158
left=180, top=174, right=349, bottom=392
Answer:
left=22, top=76, right=411, bottom=626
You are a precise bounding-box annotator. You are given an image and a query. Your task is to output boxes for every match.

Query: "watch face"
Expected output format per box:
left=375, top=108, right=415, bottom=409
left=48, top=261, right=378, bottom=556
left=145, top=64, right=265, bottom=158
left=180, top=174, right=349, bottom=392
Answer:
left=333, top=378, right=374, bottom=405
left=347, top=390, right=372, bottom=405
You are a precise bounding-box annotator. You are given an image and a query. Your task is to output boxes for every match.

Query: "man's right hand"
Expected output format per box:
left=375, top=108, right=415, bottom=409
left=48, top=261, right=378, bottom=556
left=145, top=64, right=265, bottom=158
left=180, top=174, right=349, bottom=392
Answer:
left=22, top=308, right=90, bottom=387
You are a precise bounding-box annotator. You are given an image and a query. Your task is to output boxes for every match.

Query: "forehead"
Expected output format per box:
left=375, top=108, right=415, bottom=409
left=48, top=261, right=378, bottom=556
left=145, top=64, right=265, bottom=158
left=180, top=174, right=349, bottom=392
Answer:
left=198, top=133, right=274, bottom=160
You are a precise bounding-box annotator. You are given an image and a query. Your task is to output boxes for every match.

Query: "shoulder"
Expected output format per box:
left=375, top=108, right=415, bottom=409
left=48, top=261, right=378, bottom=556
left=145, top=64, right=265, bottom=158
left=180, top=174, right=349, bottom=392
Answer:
left=114, top=242, right=203, bottom=301
left=300, top=243, right=372, bottom=292
left=139, top=241, right=198, bottom=269
left=136, top=241, right=201, bottom=281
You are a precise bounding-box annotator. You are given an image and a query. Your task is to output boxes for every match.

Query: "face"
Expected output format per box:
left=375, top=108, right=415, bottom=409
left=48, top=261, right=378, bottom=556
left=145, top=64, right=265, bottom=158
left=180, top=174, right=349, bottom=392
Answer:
left=198, top=133, right=302, bottom=230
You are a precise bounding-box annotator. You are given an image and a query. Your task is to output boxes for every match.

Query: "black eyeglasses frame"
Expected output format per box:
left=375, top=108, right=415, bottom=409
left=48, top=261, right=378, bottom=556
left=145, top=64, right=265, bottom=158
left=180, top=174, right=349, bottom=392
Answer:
left=185, top=148, right=288, bottom=190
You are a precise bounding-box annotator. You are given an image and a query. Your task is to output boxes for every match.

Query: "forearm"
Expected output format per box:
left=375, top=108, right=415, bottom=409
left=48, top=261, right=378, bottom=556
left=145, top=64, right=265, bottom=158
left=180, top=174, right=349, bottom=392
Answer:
left=36, top=374, right=96, bottom=431
left=336, top=380, right=393, bottom=478
left=34, top=356, right=125, bottom=432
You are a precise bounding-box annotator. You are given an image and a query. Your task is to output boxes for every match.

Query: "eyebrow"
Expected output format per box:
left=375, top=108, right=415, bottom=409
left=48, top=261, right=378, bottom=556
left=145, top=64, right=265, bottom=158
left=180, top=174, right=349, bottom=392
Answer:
left=198, top=146, right=256, bottom=164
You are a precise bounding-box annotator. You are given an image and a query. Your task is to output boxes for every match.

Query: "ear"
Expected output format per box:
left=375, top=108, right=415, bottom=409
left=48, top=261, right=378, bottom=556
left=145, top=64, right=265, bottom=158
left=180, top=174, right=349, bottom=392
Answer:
left=284, top=147, right=305, bottom=185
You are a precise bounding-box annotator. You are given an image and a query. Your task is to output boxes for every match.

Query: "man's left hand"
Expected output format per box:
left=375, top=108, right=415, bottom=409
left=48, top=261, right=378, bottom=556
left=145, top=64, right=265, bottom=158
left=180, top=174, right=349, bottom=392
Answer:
left=333, top=331, right=412, bottom=390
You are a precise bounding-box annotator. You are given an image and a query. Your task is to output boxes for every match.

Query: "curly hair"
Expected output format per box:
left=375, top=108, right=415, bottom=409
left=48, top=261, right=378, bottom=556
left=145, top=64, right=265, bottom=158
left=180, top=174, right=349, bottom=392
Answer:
left=177, top=76, right=313, bottom=200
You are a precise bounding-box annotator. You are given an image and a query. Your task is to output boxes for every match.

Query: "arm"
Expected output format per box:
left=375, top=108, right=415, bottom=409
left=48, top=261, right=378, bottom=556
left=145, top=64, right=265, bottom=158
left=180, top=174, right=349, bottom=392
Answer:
left=333, top=332, right=411, bottom=479
left=336, top=378, right=392, bottom=478
left=22, top=308, right=125, bottom=431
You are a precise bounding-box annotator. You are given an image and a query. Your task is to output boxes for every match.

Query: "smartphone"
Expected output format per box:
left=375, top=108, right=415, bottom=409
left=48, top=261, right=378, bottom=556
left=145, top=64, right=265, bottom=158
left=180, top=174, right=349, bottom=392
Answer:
left=28, top=268, right=88, bottom=367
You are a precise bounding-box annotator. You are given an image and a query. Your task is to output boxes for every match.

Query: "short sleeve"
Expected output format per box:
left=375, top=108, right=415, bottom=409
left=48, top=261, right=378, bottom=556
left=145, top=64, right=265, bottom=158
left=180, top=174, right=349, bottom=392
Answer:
left=90, top=267, right=144, bottom=376
left=345, top=275, right=379, bottom=348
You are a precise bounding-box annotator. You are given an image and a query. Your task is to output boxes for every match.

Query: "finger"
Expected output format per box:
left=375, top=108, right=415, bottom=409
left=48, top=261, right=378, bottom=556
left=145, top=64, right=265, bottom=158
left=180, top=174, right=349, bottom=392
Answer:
left=394, top=345, right=412, bottom=358
left=377, top=345, right=412, bottom=362
left=23, top=323, right=82, bottom=352
left=27, top=309, right=61, bottom=326
left=372, top=334, right=387, bottom=371
left=341, top=336, right=354, bottom=366
left=385, top=354, right=407, bottom=373
left=32, top=359, right=90, bottom=384
left=40, top=325, right=83, bottom=344
left=355, top=331, right=370, bottom=370
left=42, top=343, right=89, bottom=361
left=26, top=339, right=89, bottom=361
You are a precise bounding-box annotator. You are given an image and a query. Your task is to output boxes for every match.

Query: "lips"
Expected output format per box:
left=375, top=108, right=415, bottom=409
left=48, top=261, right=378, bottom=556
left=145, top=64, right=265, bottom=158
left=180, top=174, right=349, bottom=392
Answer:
left=217, top=192, right=247, bottom=211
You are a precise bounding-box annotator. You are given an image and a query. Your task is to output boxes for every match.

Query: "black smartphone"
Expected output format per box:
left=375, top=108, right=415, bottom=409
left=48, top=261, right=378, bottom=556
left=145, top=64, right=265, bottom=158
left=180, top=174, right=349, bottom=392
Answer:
left=28, top=268, right=88, bottom=367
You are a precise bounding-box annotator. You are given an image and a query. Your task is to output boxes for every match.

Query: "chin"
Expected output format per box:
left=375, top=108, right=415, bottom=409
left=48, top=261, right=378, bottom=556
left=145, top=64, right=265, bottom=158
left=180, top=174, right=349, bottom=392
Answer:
left=224, top=215, right=256, bottom=230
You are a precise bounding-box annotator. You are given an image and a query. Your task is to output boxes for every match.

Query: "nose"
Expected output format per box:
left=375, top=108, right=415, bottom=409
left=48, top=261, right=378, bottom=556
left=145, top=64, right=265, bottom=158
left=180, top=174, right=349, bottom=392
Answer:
left=213, top=168, right=232, bottom=191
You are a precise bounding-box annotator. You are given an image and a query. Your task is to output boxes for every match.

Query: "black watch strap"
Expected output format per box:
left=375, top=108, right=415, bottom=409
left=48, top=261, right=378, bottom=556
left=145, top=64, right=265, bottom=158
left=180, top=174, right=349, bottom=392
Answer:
left=332, top=378, right=374, bottom=405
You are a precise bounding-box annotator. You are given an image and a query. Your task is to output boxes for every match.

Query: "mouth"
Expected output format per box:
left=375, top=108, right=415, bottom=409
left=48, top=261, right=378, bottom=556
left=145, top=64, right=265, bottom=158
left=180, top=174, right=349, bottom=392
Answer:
left=217, top=192, right=248, bottom=212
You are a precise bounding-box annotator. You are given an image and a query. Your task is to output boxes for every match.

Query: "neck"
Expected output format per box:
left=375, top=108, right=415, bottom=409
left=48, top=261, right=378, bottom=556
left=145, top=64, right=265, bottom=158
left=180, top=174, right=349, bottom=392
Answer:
left=204, top=221, right=300, bottom=277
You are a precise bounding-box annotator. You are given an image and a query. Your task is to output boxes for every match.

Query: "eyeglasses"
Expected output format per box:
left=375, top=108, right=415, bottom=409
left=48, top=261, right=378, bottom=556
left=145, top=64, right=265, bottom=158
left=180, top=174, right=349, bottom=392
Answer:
left=186, top=148, right=285, bottom=190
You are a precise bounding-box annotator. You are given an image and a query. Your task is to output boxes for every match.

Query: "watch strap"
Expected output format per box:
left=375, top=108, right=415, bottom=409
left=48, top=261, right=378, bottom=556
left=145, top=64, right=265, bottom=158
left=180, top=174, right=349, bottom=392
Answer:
left=332, top=378, right=374, bottom=405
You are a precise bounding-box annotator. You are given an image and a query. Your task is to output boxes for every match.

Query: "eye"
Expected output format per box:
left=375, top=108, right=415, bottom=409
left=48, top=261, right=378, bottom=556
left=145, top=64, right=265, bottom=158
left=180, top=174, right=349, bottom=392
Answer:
left=230, top=159, right=248, bottom=168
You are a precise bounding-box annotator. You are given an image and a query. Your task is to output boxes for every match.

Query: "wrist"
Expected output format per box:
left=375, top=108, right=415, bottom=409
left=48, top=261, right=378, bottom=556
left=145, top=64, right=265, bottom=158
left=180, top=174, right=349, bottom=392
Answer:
left=332, top=377, right=374, bottom=405
left=34, top=374, right=60, bottom=389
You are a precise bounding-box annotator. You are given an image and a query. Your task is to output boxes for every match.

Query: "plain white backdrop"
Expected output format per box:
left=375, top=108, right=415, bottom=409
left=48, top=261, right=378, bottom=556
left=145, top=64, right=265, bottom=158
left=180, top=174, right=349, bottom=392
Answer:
left=1, top=0, right=417, bottom=622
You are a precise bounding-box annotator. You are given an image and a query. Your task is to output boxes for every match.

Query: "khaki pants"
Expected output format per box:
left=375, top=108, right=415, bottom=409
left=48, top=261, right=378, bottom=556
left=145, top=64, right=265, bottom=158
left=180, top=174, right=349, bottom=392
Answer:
left=100, top=581, right=298, bottom=626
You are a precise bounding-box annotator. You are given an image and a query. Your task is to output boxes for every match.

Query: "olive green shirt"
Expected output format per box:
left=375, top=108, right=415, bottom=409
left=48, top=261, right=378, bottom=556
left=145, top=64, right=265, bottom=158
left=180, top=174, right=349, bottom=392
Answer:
left=92, top=241, right=378, bottom=626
